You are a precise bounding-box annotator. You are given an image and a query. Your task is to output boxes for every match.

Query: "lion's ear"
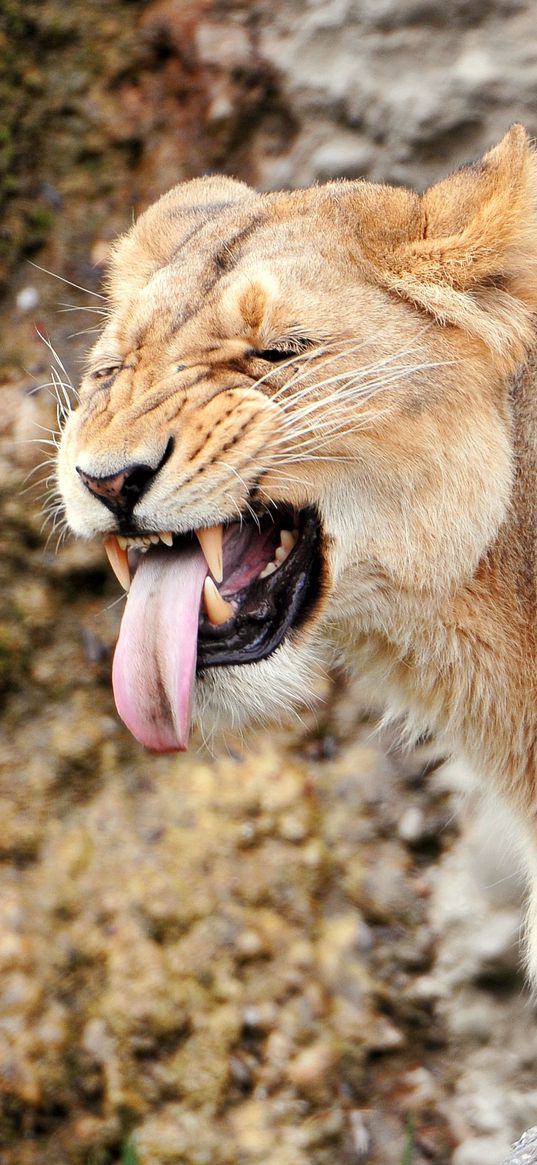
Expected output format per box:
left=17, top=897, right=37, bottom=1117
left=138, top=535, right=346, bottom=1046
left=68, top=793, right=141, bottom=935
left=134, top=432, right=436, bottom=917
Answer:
left=361, top=125, right=537, bottom=364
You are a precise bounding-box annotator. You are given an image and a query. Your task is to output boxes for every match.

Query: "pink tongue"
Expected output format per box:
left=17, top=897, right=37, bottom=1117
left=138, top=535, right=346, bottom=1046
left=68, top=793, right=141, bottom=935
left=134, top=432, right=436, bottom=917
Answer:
left=112, top=545, right=208, bottom=752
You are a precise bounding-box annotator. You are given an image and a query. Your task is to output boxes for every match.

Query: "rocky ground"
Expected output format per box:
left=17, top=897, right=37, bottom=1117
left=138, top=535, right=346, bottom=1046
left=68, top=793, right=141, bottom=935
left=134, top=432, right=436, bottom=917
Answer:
left=2, top=1, right=537, bottom=1163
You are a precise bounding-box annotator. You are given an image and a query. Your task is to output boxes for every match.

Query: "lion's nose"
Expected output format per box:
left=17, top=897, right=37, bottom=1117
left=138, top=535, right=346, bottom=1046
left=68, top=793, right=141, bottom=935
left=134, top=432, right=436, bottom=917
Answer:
left=77, top=462, right=157, bottom=508
left=76, top=439, right=173, bottom=519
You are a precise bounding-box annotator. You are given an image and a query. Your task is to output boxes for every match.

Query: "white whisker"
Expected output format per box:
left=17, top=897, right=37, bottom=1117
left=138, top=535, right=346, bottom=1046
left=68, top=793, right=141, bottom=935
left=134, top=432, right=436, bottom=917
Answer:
left=35, top=328, right=74, bottom=385
left=269, top=339, right=382, bottom=404
left=217, top=462, right=261, bottom=527
left=57, top=302, right=109, bottom=317
left=251, top=344, right=330, bottom=394
left=28, top=259, right=105, bottom=300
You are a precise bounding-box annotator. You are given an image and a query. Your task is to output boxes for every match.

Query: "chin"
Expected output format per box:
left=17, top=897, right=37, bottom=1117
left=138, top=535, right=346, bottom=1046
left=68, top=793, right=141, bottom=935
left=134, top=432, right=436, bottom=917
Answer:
left=192, top=633, right=329, bottom=742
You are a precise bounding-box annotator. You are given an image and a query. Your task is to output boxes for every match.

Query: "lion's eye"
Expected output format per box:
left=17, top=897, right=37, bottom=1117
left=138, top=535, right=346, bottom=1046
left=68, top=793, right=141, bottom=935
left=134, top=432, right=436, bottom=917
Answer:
left=92, top=365, right=121, bottom=382
left=254, top=345, right=309, bottom=364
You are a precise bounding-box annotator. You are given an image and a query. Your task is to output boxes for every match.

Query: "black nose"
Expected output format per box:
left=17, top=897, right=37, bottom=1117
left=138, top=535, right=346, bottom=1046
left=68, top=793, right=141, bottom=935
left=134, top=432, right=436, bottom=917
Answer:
left=76, top=439, right=173, bottom=519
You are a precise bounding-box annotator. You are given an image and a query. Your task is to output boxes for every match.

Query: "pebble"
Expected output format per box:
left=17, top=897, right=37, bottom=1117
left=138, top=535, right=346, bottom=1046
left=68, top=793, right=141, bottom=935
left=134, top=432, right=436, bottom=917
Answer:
left=16, top=286, right=40, bottom=313
left=287, top=1041, right=335, bottom=1094
left=236, top=929, right=265, bottom=959
left=398, top=806, right=426, bottom=844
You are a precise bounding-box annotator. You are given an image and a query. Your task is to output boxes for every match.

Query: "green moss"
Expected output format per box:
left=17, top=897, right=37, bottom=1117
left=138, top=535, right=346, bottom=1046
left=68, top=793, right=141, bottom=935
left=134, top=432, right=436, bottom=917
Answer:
left=121, top=1143, right=139, bottom=1165
left=400, top=1118, right=415, bottom=1165
left=25, top=204, right=54, bottom=231
left=23, top=203, right=54, bottom=250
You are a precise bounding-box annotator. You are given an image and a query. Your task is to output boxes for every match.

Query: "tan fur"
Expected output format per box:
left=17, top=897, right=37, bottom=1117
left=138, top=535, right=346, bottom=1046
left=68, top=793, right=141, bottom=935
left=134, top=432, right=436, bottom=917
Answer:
left=57, top=128, right=537, bottom=974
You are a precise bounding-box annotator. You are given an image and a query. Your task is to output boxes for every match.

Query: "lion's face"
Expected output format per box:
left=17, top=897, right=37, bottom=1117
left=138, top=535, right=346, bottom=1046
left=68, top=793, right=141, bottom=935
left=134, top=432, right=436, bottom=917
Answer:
left=57, top=129, right=537, bottom=750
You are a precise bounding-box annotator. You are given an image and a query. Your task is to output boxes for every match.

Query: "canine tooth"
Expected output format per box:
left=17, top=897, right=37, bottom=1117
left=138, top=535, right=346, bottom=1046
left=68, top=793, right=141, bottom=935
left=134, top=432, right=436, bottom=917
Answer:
left=203, top=577, right=234, bottom=625
left=160, top=531, right=173, bottom=547
left=104, top=535, right=131, bottom=591
left=275, top=546, right=288, bottom=564
left=259, top=562, right=276, bottom=578
left=280, top=529, right=295, bottom=551
left=196, top=524, right=224, bottom=582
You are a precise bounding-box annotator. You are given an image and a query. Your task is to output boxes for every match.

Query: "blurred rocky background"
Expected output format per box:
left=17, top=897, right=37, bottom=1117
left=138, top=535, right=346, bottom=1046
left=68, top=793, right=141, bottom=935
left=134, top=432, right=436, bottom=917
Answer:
left=2, top=1, right=537, bottom=1163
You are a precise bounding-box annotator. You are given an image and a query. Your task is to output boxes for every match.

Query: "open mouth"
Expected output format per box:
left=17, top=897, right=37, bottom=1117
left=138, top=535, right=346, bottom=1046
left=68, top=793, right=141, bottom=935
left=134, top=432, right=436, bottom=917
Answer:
left=104, top=506, right=322, bottom=752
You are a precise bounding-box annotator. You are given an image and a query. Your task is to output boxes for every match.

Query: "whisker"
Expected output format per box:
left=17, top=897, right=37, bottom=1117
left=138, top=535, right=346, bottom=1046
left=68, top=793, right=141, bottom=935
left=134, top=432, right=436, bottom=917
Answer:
left=68, top=325, right=104, bottom=340
left=217, top=462, right=261, bottom=527
left=57, top=302, right=109, bottom=317
left=269, top=339, right=381, bottom=404
left=273, top=360, right=454, bottom=443
left=258, top=466, right=310, bottom=490
left=24, top=419, right=61, bottom=438
left=278, top=354, right=452, bottom=419
left=100, top=592, right=129, bottom=614
left=21, top=458, right=57, bottom=482
left=222, top=491, right=246, bottom=527
left=270, top=411, right=394, bottom=463
left=250, top=344, right=330, bottom=395
left=270, top=332, right=453, bottom=420
left=28, top=260, right=105, bottom=300
left=15, top=436, right=59, bottom=448
left=34, top=328, right=73, bottom=385
left=50, top=369, right=74, bottom=417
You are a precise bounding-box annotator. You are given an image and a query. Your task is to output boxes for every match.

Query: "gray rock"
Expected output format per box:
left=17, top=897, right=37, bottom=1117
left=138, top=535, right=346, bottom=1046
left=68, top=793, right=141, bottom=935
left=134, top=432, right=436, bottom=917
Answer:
left=503, top=1127, right=537, bottom=1165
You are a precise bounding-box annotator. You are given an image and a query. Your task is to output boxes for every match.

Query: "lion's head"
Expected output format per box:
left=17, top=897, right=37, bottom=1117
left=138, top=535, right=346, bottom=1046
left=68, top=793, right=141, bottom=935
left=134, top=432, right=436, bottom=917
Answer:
left=57, top=126, right=537, bottom=750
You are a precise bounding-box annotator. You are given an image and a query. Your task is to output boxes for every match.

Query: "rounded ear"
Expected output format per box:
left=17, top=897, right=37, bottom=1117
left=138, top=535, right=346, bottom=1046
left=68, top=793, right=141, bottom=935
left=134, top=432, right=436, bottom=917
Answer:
left=357, top=125, right=537, bottom=365
left=107, top=176, right=258, bottom=302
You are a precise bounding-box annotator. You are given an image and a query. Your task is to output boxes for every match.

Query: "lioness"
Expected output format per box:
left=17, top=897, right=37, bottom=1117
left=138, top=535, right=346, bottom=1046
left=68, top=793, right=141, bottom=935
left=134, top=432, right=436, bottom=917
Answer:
left=58, top=127, right=536, bottom=970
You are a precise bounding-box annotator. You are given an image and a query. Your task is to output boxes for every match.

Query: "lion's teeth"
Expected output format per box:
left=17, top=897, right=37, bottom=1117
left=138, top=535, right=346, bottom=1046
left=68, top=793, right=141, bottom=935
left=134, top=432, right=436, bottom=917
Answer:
left=103, top=536, right=131, bottom=591
left=261, top=530, right=297, bottom=576
left=203, top=577, right=234, bottom=625
left=196, top=524, right=224, bottom=582
left=115, top=531, right=174, bottom=551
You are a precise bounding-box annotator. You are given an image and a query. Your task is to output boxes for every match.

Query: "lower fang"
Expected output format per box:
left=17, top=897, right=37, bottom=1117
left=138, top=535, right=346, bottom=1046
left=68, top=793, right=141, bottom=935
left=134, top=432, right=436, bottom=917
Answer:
left=203, top=577, right=234, bottom=625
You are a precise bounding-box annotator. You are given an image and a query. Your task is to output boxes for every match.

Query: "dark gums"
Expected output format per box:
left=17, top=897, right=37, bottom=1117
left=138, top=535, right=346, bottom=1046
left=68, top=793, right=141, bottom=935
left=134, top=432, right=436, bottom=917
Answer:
left=196, top=509, right=322, bottom=669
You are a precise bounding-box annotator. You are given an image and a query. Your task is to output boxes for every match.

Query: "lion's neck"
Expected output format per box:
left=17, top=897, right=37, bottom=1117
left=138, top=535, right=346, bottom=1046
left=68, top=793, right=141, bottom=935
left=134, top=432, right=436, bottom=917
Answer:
left=340, top=542, right=535, bottom=810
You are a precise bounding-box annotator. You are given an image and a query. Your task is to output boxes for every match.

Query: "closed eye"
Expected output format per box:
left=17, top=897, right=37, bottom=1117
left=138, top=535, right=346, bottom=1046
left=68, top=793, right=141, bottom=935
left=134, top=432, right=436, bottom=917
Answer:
left=253, top=341, right=312, bottom=364
left=91, top=365, right=121, bottom=382
left=257, top=349, right=296, bottom=363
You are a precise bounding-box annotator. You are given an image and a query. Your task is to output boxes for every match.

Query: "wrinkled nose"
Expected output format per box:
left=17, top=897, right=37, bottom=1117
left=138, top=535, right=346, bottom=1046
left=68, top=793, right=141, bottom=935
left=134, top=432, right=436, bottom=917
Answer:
left=76, top=440, right=173, bottom=519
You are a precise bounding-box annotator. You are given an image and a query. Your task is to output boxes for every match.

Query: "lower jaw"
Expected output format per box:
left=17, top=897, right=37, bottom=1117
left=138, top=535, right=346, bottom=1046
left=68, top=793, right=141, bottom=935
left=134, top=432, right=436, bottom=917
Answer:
left=191, top=630, right=327, bottom=735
